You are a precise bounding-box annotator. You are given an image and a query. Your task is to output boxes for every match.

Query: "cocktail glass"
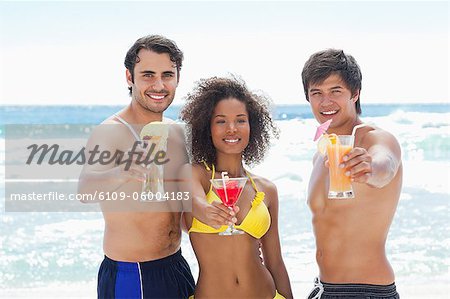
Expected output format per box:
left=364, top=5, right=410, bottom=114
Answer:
left=210, top=176, right=247, bottom=235
left=140, top=122, right=168, bottom=195
left=327, top=135, right=355, bottom=199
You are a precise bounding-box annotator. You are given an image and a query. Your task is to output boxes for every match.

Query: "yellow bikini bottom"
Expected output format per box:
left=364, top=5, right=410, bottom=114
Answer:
left=189, top=290, right=286, bottom=299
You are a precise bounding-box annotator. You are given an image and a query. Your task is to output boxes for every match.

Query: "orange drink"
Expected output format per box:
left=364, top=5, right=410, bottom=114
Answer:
left=326, top=135, right=354, bottom=199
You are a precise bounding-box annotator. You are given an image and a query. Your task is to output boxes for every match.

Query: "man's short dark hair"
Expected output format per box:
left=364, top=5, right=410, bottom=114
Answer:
left=124, top=35, right=184, bottom=95
left=302, top=49, right=362, bottom=115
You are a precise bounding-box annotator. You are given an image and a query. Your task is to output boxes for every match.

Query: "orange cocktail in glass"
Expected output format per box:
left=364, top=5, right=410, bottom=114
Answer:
left=326, top=135, right=354, bottom=199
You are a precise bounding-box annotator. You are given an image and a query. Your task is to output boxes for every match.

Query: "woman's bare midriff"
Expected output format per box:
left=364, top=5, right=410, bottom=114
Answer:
left=191, top=233, right=276, bottom=299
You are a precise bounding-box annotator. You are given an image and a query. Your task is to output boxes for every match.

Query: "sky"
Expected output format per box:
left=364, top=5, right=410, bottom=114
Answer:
left=0, top=1, right=448, bottom=106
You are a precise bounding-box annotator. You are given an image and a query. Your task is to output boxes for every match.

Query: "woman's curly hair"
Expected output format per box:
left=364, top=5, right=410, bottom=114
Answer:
left=180, top=76, right=279, bottom=166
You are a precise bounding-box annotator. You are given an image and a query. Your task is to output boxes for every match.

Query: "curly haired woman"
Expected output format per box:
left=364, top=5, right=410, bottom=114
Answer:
left=179, top=76, right=293, bottom=299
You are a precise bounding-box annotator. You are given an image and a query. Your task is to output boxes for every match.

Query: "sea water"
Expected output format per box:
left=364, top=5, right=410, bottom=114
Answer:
left=0, top=104, right=449, bottom=292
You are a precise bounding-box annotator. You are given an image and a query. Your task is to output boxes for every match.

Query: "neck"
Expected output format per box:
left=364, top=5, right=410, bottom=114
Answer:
left=124, top=100, right=163, bottom=124
left=215, top=153, right=245, bottom=177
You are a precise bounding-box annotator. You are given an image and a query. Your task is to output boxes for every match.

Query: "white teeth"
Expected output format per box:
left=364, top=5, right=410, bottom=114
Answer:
left=149, top=95, right=165, bottom=100
left=224, top=139, right=239, bottom=143
left=322, top=110, right=337, bottom=115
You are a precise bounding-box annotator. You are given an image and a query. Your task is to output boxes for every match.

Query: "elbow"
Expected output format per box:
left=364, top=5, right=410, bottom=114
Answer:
left=368, top=158, right=398, bottom=188
left=367, top=169, right=392, bottom=188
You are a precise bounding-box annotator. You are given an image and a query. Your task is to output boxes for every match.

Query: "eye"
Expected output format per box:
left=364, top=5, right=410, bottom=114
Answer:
left=237, top=119, right=247, bottom=123
left=311, top=92, right=320, bottom=96
left=143, top=73, right=153, bottom=78
left=332, top=90, right=341, bottom=93
left=215, top=119, right=225, bottom=124
left=163, top=73, right=174, bottom=78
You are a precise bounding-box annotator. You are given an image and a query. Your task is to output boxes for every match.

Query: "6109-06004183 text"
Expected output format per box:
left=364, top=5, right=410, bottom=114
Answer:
left=9, top=191, right=190, bottom=202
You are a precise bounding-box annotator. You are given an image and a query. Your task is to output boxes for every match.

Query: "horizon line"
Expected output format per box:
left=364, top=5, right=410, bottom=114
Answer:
left=1, top=102, right=449, bottom=107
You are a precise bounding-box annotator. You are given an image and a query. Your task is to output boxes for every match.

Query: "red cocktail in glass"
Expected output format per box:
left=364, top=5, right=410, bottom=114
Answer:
left=210, top=177, right=247, bottom=235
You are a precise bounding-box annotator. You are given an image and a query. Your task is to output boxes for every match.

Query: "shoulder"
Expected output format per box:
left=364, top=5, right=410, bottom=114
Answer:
left=183, top=163, right=211, bottom=182
left=87, top=117, right=132, bottom=150
left=102, top=114, right=120, bottom=125
left=250, top=174, right=278, bottom=199
left=192, top=163, right=214, bottom=191
left=98, top=115, right=130, bottom=135
left=357, top=124, right=400, bottom=153
left=191, top=163, right=208, bottom=175
left=250, top=175, right=278, bottom=208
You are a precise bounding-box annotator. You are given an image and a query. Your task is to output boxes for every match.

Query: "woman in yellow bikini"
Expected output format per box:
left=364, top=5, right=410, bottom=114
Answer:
left=180, top=77, right=293, bottom=299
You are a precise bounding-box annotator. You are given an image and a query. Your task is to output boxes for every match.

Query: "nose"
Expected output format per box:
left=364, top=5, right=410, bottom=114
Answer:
left=152, top=78, right=164, bottom=91
left=226, top=122, right=237, bottom=133
left=320, top=94, right=333, bottom=106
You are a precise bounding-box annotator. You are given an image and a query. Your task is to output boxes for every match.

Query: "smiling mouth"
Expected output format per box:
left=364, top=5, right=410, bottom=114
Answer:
left=146, top=94, right=166, bottom=101
left=321, top=110, right=338, bottom=116
left=223, top=138, right=240, bottom=144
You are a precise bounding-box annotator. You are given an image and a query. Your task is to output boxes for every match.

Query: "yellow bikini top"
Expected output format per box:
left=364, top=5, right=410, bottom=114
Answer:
left=188, top=163, right=271, bottom=239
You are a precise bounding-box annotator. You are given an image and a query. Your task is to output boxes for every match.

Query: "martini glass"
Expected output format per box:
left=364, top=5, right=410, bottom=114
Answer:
left=210, top=175, right=247, bottom=235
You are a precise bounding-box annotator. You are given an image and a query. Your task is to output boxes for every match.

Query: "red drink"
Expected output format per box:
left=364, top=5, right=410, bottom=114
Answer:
left=215, top=182, right=243, bottom=207
left=210, top=176, right=247, bottom=235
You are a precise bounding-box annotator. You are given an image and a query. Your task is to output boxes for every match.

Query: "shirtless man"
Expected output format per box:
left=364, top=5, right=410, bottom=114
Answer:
left=78, top=35, right=237, bottom=299
left=302, top=49, right=402, bottom=299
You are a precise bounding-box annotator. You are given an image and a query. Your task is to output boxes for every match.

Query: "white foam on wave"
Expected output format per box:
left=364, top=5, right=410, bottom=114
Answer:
left=365, top=112, right=450, bottom=162
left=35, top=218, right=103, bottom=240
left=403, top=161, right=450, bottom=194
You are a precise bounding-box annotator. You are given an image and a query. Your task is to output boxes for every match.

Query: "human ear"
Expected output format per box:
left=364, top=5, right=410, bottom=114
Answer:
left=126, top=69, right=133, bottom=86
left=351, top=90, right=360, bottom=102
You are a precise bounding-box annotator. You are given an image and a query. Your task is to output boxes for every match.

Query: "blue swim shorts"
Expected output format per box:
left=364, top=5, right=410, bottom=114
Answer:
left=97, top=249, right=195, bottom=299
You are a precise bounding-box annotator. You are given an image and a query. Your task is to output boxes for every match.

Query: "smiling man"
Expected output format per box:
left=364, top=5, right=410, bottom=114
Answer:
left=302, top=49, right=402, bottom=299
left=78, top=35, right=197, bottom=298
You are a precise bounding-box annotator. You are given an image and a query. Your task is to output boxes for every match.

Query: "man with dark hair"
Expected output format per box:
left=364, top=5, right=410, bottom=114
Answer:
left=302, top=49, right=402, bottom=299
left=78, top=35, right=237, bottom=298
left=124, top=35, right=184, bottom=98
left=78, top=34, right=195, bottom=299
left=123, top=34, right=184, bottom=112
